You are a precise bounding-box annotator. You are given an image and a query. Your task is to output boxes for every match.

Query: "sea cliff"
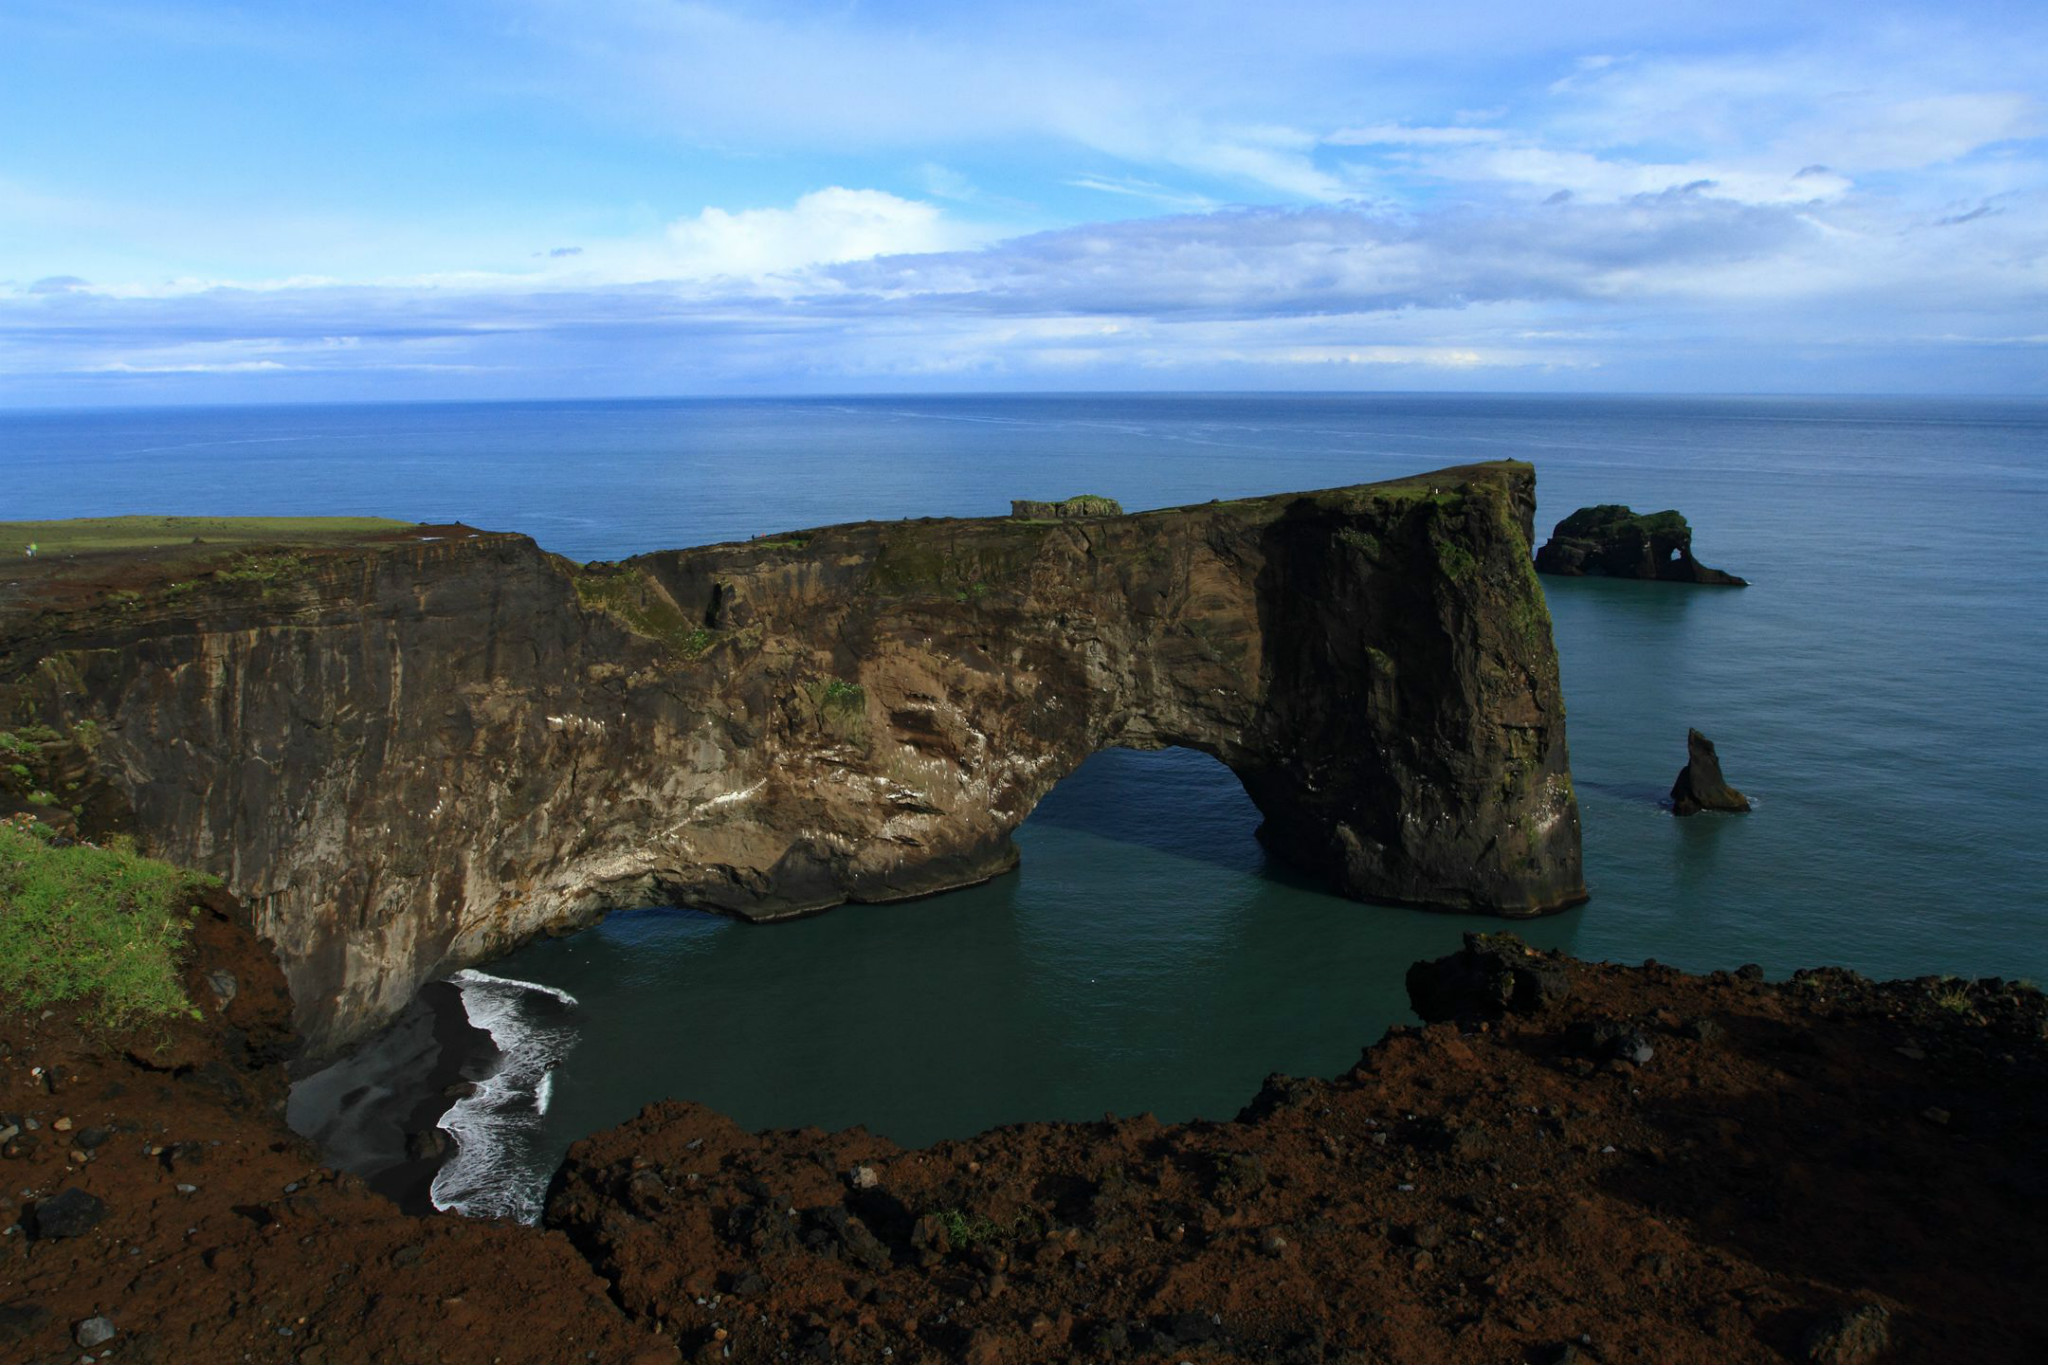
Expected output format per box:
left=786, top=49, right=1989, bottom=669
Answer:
left=0, top=461, right=1581, bottom=1053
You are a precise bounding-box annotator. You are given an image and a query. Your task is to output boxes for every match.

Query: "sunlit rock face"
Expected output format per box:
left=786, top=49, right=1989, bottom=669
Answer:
left=2, top=461, right=1582, bottom=1053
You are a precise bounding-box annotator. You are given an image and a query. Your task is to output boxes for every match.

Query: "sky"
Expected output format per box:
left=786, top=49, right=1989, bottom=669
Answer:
left=1, top=0, right=2043, bottom=404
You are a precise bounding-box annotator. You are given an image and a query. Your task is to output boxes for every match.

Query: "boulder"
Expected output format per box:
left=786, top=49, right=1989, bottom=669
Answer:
left=1535, top=505, right=1746, bottom=585
left=1802, top=1304, right=1891, bottom=1365
left=32, top=1187, right=106, bottom=1239
left=1406, top=932, right=1571, bottom=1022
left=1670, top=729, right=1750, bottom=815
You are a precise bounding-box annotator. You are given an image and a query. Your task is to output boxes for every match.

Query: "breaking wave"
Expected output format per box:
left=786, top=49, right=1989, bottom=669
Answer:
left=429, top=968, right=579, bottom=1223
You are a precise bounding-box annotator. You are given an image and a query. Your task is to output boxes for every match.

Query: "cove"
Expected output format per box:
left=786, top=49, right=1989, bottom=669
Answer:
left=297, top=744, right=1595, bottom=1220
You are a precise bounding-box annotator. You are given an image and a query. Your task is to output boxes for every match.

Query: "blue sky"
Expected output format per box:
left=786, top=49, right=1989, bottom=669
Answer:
left=2, top=0, right=2043, bottom=403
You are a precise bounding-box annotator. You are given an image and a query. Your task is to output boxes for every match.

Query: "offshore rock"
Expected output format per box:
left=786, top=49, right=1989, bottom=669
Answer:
left=1534, top=505, right=1747, bottom=585
left=1, top=461, right=1582, bottom=1052
left=1670, top=728, right=1751, bottom=815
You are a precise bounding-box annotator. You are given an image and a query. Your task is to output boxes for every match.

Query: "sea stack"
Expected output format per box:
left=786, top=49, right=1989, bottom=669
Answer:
left=1534, top=505, right=1747, bottom=585
left=1671, top=728, right=1751, bottom=815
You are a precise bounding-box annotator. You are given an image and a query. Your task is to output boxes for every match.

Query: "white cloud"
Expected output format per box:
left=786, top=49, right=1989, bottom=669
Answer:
left=1325, top=124, right=1508, bottom=146
left=87, top=359, right=291, bottom=374
left=1067, top=176, right=1220, bottom=210
left=1424, top=144, right=1854, bottom=204
left=656, top=188, right=960, bottom=280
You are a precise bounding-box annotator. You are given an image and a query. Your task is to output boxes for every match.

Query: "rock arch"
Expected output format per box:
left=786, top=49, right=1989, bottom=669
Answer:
left=5, top=461, right=1583, bottom=1051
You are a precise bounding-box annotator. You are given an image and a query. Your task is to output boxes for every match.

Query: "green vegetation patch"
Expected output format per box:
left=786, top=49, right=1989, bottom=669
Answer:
left=1, top=515, right=414, bottom=557
left=571, top=567, right=715, bottom=659
left=805, top=678, right=869, bottom=742
left=931, top=1208, right=1002, bottom=1249
left=214, top=549, right=310, bottom=586
left=1010, top=494, right=1124, bottom=519
left=1434, top=539, right=1478, bottom=582
left=0, top=821, right=212, bottom=1030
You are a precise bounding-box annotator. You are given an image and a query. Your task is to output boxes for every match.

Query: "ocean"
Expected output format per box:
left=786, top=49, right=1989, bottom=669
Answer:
left=7, top=393, right=2045, bottom=1221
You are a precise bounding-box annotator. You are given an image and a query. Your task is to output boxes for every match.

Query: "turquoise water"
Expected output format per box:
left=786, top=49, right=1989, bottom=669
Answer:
left=8, top=394, right=2046, bottom=1206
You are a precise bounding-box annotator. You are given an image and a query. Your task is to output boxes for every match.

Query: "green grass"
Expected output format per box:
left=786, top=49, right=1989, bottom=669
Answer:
left=571, top=568, right=717, bottom=660
left=1, top=515, right=415, bottom=556
left=214, top=549, right=309, bottom=586
left=0, top=821, right=211, bottom=1030
left=804, top=678, right=868, bottom=743
left=1434, top=539, right=1478, bottom=581
left=1932, top=978, right=1976, bottom=1014
left=932, top=1208, right=1002, bottom=1248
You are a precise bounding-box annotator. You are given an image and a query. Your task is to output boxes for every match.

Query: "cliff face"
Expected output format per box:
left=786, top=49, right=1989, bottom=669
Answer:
left=0, top=461, right=1582, bottom=1052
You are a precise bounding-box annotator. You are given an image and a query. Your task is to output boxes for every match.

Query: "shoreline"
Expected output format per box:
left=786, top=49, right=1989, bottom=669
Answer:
left=4, top=894, right=2047, bottom=1363
left=283, top=976, right=500, bottom=1216
left=373, top=977, right=502, bottom=1214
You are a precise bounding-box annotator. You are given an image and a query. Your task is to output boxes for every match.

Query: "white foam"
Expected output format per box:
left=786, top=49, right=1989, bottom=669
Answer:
left=429, top=969, right=580, bottom=1224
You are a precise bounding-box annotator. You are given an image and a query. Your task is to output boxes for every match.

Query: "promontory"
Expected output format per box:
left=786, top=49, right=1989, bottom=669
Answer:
left=0, top=461, right=1583, bottom=1053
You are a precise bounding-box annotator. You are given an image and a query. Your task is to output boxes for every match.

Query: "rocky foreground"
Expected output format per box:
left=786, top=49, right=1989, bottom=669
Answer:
left=4, top=897, right=2045, bottom=1364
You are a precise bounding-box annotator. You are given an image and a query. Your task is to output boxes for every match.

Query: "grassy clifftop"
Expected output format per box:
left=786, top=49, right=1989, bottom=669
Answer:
left=0, top=817, right=211, bottom=1030
left=1, top=515, right=415, bottom=557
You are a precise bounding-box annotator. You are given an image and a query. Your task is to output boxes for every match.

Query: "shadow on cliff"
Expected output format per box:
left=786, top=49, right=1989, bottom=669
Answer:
left=1576, top=990, right=2048, bottom=1360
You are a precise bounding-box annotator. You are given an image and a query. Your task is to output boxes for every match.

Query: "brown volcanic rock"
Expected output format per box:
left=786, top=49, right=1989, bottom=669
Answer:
left=546, top=960, right=2048, bottom=1365
left=7, top=887, right=2047, bottom=1363
left=0, top=888, right=670, bottom=1365
left=0, top=461, right=1582, bottom=1052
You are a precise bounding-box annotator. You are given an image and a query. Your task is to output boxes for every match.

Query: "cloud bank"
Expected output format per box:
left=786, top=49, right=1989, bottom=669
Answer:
left=0, top=0, right=2042, bottom=400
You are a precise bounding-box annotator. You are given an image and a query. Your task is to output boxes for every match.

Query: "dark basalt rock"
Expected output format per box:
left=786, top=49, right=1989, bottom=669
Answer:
left=1671, top=728, right=1751, bottom=815
left=2, top=461, right=1584, bottom=1052
left=1534, top=504, right=1746, bottom=585
left=31, top=1187, right=107, bottom=1239
left=1406, top=931, right=1571, bottom=1022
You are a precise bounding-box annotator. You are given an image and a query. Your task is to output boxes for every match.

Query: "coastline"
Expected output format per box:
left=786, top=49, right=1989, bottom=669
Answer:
left=376, top=978, right=502, bottom=1213
left=284, top=977, right=500, bottom=1215
left=4, top=890, right=2047, bottom=1362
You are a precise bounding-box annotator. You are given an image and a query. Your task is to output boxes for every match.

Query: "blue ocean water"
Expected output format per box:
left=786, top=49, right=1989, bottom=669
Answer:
left=8, top=394, right=2046, bottom=1214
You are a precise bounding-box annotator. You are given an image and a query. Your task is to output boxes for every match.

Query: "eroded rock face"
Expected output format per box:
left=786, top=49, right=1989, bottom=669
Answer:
left=1, top=461, right=1583, bottom=1052
left=1534, top=505, right=1747, bottom=585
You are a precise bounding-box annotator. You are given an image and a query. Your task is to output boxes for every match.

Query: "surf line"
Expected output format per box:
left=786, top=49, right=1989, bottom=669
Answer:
left=429, top=968, right=581, bottom=1224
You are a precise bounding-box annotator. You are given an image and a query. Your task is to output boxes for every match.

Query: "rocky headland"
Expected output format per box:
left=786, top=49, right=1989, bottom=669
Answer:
left=2, top=884, right=2044, bottom=1365
left=8, top=467, right=2040, bottom=1363
left=1534, top=506, right=1747, bottom=586
left=1, top=461, right=1581, bottom=1054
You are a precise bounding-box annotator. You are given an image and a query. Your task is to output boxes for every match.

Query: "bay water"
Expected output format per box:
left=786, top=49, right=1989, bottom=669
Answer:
left=7, top=394, right=2044, bottom=1218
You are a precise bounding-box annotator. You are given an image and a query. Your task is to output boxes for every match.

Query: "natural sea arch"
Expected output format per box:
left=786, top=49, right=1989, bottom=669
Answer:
left=8, top=461, right=1583, bottom=1051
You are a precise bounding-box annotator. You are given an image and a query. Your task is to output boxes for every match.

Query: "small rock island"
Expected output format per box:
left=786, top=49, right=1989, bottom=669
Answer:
left=1534, top=504, right=1747, bottom=585
left=1670, top=727, right=1752, bottom=814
